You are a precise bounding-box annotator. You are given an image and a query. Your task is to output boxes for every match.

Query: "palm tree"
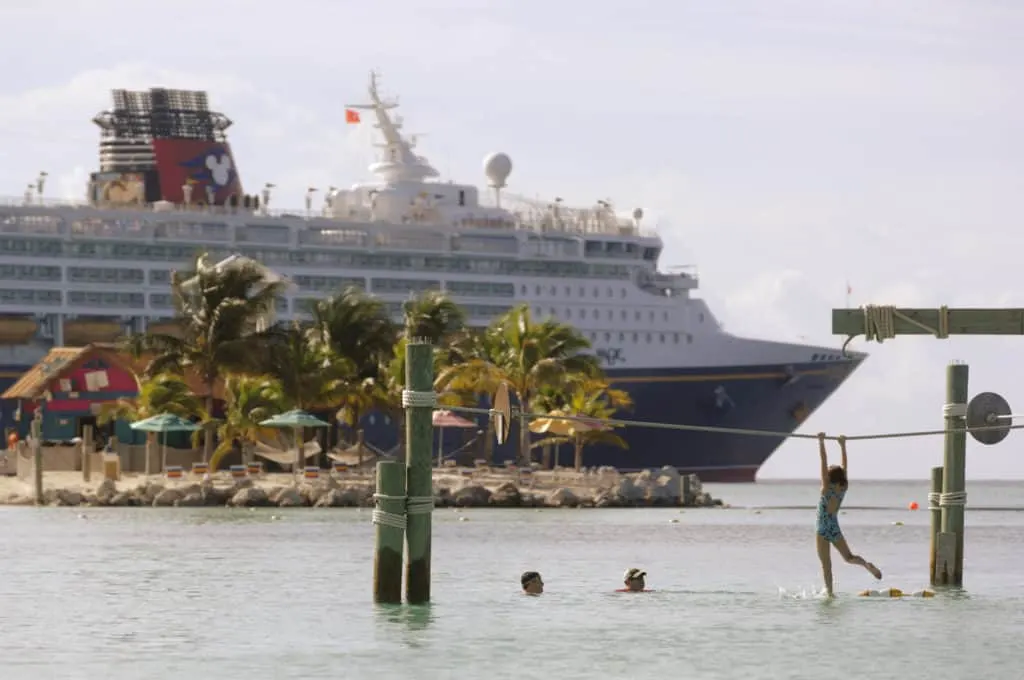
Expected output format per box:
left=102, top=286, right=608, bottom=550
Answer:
left=261, top=321, right=354, bottom=411
left=438, top=305, right=602, bottom=465
left=313, top=287, right=396, bottom=450
left=210, top=374, right=287, bottom=471
left=312, top=286, right=396, bottom=380
left=96, top=372, right=206, bottom=474
left=124, top=251, right=288, bottom=461
left=402, top=290, right=466, bottom=344
left=531, top=377, right=633, bottom=470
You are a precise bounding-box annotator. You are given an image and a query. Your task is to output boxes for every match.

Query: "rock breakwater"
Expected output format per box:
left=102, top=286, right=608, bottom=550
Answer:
left=0, top=466, right=724, bottom=509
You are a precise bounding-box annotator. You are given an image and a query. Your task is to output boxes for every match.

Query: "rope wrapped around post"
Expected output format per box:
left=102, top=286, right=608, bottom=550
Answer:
left=398, top=387, right=440, bottom=515
left=862, top=304, right=950, bottom=343
left=372, top=493, right=409, bottom=531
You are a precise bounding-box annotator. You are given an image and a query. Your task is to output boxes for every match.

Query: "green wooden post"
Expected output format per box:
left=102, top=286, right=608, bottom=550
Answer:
left=373, top=460, right=407, bottom=604
left=31, top=412, right=43, bottom=505
left=404, top=340, right=435, bottom=605
left=939, top=362, right=969, bottom=587
left=928, top=465, right=943, bottom=587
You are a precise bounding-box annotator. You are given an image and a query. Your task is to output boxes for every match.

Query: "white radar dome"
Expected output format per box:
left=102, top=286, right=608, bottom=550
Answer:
left=483, top=152, right=512, bottom=188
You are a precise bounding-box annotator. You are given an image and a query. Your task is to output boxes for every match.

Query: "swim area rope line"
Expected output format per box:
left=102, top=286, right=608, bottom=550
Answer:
left=383, top=390, right=984, bottom=518
left=431, top=397, right=1024, bottom=443
left=862, top=304, right=950, bottom=342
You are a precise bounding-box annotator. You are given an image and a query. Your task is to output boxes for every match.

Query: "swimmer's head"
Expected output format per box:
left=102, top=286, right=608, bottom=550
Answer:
left=521, top=571, right=543, bottom=595
left=623, top=567, right=646, bottom=591
left=827, top=465, right=847, bottom=488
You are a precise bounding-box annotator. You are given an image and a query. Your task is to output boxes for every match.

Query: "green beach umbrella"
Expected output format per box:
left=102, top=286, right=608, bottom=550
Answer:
left=259, top=409, right=329, bottom=475
left=130, top=413, right=201, bottom=474
left=259, top=409, right=330, bottom=429
left=130, top=413, right=201, bottom=433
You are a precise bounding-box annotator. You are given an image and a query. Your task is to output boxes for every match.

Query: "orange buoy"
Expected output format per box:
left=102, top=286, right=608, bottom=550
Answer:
left=908, top=501, right=919, bottom=510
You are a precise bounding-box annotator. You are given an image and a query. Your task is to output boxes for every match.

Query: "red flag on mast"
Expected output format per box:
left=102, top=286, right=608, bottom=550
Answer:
left=345, top=109, right=361, bottom=124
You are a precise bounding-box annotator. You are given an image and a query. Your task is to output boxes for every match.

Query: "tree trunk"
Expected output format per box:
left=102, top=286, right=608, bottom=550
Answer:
left=518, top=414, right=529, bottom=466
left=483, top=418, right=495, bottom=465
left=541, top=444, right=551, bottom=470
left=203, top=393, right=214, bottom=462
left=573, top=435, right=583, bottom=472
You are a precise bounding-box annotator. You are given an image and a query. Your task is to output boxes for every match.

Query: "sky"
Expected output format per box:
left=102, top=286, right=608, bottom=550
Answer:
left=1, top=0, right=1023, bottom=480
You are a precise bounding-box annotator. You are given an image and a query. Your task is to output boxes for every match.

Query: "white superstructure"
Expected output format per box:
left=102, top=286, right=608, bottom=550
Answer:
left=0, top=73, right=847, bottom=373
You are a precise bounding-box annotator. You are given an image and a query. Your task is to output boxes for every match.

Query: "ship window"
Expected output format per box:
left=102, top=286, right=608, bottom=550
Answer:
left=673, top=333, right=680, bottom=344
left=549, top=308, right=556, bottom=317
left=687, top=333, right=693, bottom=344
left=607, top=309, right=613, bottom=320
left=812, top=353, right=819, bottom=361
left=618, top=332, right=625, bottom=341
left=645, top=333, right=652, bottom=343
left=592, top=287, right=598, bottom=297
left=521, top=285, right=527, bottom=295
left=579, top=287, right=585, bottom=296
left=620, top=310, right=626, bottom=320
left=589, top=332, right=597, bottom=340
left=535, top=285, right=541, bottom=295
left=659, top=334, right=665, bottom=343
left=620, top=288, right=626, bottom=298
left=565, top=308, right=571, bottom=317
left=663, top=312, right=669, bottom=321
left=606, top=287, right=613, bottom=297
left=699, top=312, right=705, bottom=323
left=634, top=311, right=641, bottom=321
left=603, top=332, right=611, bottom=341
left=549, top=286, right=556, bottom=295
left=564, top=286, right=571, bottom=296
left=649, top=311, right=654, bottom=322
left=632, top=332, right=638, bottom=342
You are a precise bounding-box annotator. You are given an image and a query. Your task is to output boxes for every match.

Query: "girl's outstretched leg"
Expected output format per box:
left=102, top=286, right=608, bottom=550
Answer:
left=834, top=538, right=882, bottom=579
left=816, top=534, right=834, bottom=596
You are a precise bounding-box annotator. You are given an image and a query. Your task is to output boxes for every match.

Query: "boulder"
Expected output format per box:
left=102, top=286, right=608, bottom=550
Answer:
left=314, top=488, right=358, bottom=507
left=275, top=487, right=306, bottom=507
left=94, top=479, right=118, bottom=504
left=153, top=488, right=184, bottom=507
left=546, top=487, right=579, bottom=508
left=229, top=487, right=270, bottom=507
left=175, top=492, right=205, bottom=507
left=489, top=482, right=521, bottom=507
left=53, top=489, right=83, bottom=507
left=453, top=484, right=491, bottom=507
left=109, top=492, right=136, bottom=507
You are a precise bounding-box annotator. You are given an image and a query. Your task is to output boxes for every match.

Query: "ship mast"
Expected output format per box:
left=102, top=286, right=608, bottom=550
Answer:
left=345, top=71, right=439, bottom=184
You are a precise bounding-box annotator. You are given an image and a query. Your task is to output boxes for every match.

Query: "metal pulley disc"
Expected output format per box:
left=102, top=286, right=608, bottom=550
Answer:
left=966, top=392, right=1012, bottom=445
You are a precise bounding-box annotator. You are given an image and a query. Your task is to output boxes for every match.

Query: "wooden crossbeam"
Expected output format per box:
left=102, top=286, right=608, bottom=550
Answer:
left=833, top=307, right=1024, bottom=340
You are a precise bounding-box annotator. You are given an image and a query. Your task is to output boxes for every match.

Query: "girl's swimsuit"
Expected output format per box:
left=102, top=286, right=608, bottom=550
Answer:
left=816, top=485, right=846, bottom=543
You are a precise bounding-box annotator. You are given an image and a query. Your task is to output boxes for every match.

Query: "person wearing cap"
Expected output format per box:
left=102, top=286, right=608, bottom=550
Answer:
left=617, top=568, right=648, bottom=592
left=521, top=571, right=544, bottom=595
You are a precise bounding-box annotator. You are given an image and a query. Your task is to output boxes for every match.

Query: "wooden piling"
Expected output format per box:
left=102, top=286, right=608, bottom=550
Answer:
left=940, top=362, right=969, bottom=587
left=928, top=465, right=943, bottom=586
left=404, top=340, right=435, bottom=605
left=31, top=414, right=43, bottom=505
left=373, top=460, right=407, bottom=604
left=82, top=425, right=93, bottom=482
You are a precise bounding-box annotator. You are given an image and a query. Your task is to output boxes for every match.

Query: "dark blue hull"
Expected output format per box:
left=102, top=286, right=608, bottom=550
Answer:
left=0, top=356, right=863, bottom=483
left=362, top=357, right=865, bottom=482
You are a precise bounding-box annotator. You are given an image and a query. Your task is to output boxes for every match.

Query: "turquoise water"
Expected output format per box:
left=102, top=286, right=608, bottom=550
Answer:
left=2, top=479, right=1022, bottom=679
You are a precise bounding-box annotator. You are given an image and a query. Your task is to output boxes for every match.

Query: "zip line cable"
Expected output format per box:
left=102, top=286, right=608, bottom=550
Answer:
left=434, top=403, right=1024, bottom=442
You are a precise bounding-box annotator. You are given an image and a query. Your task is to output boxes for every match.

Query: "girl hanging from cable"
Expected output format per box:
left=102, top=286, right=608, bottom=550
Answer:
left=816, top=433, right=882, bottom=597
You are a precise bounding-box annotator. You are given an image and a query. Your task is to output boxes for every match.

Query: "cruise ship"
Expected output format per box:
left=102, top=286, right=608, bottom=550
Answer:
left=0, top=73, right=864, bottom=481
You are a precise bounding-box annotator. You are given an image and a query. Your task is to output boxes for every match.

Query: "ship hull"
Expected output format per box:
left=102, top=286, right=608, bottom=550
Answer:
left=363, top=357, right=863, bottom=483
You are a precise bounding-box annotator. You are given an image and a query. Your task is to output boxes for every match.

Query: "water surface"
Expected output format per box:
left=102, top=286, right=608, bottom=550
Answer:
left=2, top=480, right=1021, bottom=679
